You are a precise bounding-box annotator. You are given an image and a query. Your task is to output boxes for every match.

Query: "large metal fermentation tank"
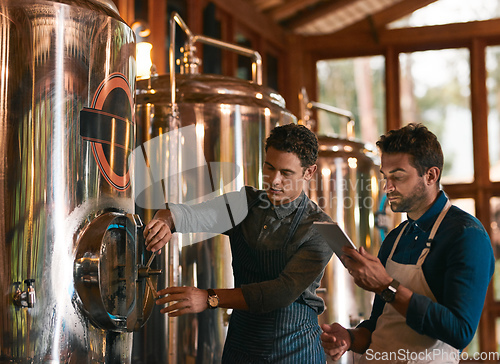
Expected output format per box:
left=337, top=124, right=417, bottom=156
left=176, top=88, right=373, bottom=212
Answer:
left=0, top=1, right=157, bottom=363
left=132, top=12, right=296, bottom=364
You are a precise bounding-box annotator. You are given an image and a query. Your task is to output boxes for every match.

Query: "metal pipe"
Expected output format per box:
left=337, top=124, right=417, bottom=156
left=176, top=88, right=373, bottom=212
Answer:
left=192, top=34, right=263, bottom=85
left=299, top=87, right=356, bottom=139
left=308, top=101, right=355, bottom=139
left=169, top=13, right=178, bottom=117
left=170, top=11, right=262, bottom=85
left=308, top=101, right=354, bottom=121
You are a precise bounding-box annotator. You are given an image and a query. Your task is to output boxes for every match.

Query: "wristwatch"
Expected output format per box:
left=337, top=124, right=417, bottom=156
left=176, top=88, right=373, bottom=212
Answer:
left=380, top=279, right=400, bottom=303
left=207, top=289, right=219, bottom=309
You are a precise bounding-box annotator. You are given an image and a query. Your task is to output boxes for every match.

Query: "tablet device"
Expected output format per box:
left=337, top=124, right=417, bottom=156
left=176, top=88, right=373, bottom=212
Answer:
left=313, top=222, right=357, bottom=261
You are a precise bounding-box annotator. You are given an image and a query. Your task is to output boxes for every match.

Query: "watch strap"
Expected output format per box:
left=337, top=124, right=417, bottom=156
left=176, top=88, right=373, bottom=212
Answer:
left=207, top=288, right=216, bottom=296
left=389, top=279, right=400, bottom=292
left=381, top=279, right=399, bottom=302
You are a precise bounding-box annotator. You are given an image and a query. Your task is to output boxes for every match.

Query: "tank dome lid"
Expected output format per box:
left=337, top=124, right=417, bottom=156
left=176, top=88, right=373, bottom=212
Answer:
left=90, top=0, right=120, bottom=16
left=137, top=74, right=288, bottom=109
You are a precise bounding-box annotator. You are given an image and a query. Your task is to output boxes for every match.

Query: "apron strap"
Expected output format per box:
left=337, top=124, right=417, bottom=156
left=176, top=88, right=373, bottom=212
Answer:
left=388, top=199, right=452, bottom=264
left=246, top=192, right=307, bottom=247
left=388, top=221, right=409, bottom=260
left=417, top=200, right=451, bottom=265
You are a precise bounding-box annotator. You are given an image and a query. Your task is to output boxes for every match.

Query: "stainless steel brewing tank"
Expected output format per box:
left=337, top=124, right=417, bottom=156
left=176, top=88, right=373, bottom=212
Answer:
left=134, top=73, right=296, bottom=363
left=308, top=135, right=382, bottom=334
left=0, top=1, right=148, bottom=363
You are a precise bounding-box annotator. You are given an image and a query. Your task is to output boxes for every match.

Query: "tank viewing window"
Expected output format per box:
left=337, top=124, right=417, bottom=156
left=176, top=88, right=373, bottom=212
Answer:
left=399, top=49, right=472, bottom=185
left=487, top=46, right=500, bottom=182
left=316, top=56, right=385, bottom=144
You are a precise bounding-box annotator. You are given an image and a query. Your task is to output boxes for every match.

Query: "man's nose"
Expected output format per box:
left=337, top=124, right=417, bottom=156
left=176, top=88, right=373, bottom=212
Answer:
left=384, top=179, right=395, bottom=193
left=271, top=171, right=282, bottom=185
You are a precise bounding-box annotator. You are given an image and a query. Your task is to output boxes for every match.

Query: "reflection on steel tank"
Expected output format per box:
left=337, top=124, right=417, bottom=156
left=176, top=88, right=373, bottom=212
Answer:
left=0, top=1, right=159, bottom=363
left=132, top=12, right=296, bottom=364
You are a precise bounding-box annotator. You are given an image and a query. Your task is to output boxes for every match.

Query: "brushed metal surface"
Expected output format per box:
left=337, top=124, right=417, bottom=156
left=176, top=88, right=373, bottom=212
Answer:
left=0, top=1, right=138, bottom=363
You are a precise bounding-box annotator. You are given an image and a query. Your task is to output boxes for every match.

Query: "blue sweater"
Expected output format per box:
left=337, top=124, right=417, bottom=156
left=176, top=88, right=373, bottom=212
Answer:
left=358, top=191, right=495, bottom=350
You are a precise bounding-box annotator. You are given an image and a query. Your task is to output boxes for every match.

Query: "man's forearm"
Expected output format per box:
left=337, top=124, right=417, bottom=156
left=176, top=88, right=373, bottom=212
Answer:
left=388, top=283, right=412, bottom=317
left=213, top=288, right=249, bottom=310
left=153, top=209, right=176, bottom=231
left=349, top=327, right=372, bottom=354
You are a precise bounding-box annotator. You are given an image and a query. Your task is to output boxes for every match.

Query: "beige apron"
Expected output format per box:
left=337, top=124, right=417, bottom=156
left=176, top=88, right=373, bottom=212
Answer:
left=358, top=201, right=460, bottom=364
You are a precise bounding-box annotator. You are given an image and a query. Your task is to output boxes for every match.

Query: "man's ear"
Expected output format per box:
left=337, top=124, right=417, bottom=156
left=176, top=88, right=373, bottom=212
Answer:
left=303, top=164, right=317, bottom=181
left=426, top=166, right=441, bottom=186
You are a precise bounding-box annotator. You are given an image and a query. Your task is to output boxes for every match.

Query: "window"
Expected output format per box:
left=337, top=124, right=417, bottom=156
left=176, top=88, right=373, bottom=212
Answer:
left=317, top=56, right=385, bottom=144
left=399, top=49, right=473, bottom=184
left=497, top=318, right=500, bottom=352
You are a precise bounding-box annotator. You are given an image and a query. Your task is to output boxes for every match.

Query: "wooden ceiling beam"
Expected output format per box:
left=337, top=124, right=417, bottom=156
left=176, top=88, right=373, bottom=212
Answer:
left=285, top=0, right=355, bottom=30
left=370, top=0, right=439, bottom=29
left=304, top=18, right=500, bottom=59
left=269, top=0, right=325, bottom=22
left=379, top=19, right=500, bottom=49
left=253, top=0, right=284, bottom=12
left=328, top=0, right=438, bottom=37
left=209, top=0, right=288, bottom=46
left=282, top=0, right=436, bottom=33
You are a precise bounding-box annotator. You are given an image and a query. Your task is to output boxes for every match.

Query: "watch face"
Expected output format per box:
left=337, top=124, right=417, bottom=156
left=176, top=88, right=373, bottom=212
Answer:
left=208, top=295, right=219, bottom=308
left=381, top=286, right=396, bottom=302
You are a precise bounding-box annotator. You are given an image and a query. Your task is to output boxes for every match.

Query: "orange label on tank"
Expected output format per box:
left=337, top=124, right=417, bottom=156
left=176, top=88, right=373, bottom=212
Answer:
left=80, top=73, right=134, bottom=191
